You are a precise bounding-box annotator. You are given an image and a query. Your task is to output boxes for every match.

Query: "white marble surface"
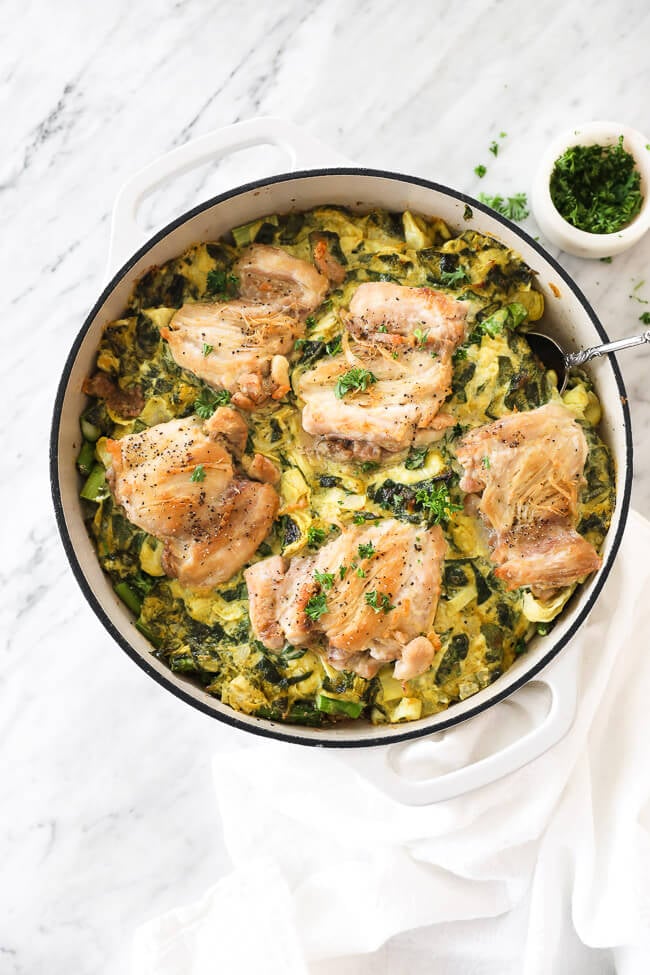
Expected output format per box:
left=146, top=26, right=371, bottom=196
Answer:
left=3, top=0, right=650, bottom=971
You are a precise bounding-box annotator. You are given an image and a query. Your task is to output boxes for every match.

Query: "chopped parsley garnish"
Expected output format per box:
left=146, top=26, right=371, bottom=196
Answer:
left=463, top=204, right=473, bottom=220
left=639, top=312, right=650, bottom=324
left=357, top=542, right=376, bottom=559
left=305, top=592, right=328, bottom=621
left=414, top=482, right=462, bottom=524
left=190, top=464, right=206, bottom=482
left=439, top=266, right=469, bottom=288
left=339, top=564, right=349, bottom=579
left=305, top=315, right=316, bottom=329
left=206, top=269, right=239, bottom=298
left=474, top=164, right=487, bottom=179
left=359, top=460, right=379, bottom=473
left=478, top=192, right=530, bottom=221
left=356, top=566, right=367, bottom=578
left=364, top=590, right=395, bottom=614
left=405, top=446, right=428, bottom=470
left=202, top=342, right=214, bottom=357
left=489, top=140, right=499, bottom=157
left=413, top=327, right=429, bottom=346
left=314, top=570, right=334, bottom=591
left=194, top=387, right=232, bottom=418
left=482, top=456, right=491, bottom=469
left=352, top=512, right=379, bottom=525
left=334, top=368, right=378, bottom=399
left=378, top=324, right=388, bottom=333
left=326, top=335, right=342, bottom=356
left=307, top=526, right=326, bottom=547
left=499, top=131, right=507, bottom=139
left=549, top=136, right=643, bottom=234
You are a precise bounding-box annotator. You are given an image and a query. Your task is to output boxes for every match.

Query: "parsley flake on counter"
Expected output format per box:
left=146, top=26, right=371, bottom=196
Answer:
left=549, top=136, right=643, bottom=234
left=489, top=141, right=499, bottom=157
left=474, top=164, right=487, bottom=179
left=600, top=256, right=613, bottom=263
left=334, top=368, right=378, bottom=399
left=305, top=592, right=328, bottom=621
left=479, top=192, right=530, bottom=221
left=190, top=464, right=206, bottom=483
left=639, top=312, right=650, bottom=324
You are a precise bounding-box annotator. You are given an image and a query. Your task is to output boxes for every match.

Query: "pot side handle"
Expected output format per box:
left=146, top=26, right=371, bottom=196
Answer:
left=107, top=116, right=352, bottom=277
left=340, top=648, right=580, bottom=806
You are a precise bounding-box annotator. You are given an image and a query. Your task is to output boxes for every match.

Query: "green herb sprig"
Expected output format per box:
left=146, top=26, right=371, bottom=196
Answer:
left=194, top=387, right=232, bottom=418
left=334, top=368, right=378, bottom=399
left=478, top=192, right=530, bottom=222
left=414, top=482, right=462, bottom=524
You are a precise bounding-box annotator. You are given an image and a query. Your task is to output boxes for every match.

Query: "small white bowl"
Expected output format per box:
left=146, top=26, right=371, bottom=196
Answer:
left=531, top=121, right=650, bottom=258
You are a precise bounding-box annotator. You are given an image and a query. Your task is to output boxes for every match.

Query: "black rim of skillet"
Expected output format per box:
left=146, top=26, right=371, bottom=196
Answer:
left=50, top=168, right=634, bottom=749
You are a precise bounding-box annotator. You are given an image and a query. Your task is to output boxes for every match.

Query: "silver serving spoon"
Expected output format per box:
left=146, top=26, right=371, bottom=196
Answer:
left=526, top=328, right=650, bottom=393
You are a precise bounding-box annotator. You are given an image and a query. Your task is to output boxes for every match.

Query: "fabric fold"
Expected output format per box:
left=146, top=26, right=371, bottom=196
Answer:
left=132, top=511, right=650, bottom=975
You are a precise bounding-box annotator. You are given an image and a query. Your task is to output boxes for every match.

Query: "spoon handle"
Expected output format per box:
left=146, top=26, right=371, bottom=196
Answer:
left=565, top=329, right=650, bottom=368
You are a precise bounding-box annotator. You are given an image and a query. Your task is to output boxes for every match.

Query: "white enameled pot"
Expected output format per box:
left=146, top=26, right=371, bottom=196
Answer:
left=50, top=118, right=632, bottom=804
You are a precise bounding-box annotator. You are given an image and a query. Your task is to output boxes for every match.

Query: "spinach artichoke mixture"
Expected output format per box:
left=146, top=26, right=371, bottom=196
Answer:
left=78, top=206, right=615, bottom=727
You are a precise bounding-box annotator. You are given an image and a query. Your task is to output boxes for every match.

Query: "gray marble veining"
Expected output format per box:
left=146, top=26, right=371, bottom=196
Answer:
left=3, top=0, right=650, bottom=971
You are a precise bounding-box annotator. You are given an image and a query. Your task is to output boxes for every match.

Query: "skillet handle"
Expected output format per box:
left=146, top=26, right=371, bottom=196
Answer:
left=340, top=648, right=580, bottom=806
left=106, top=116, right=351, bottom=276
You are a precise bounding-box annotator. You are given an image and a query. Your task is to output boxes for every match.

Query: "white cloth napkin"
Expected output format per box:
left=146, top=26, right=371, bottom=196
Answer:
left=132, top=510, right=650, bottom=975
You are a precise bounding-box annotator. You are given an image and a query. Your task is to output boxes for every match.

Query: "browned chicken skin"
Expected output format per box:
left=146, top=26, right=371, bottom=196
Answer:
left=236, top=244, right=329, bottom=313
left=161, top=245, right=328, bottom=410
left=299, top=283, right=468, bottom=456
left=456, top=402, right=602, bottom=595
left=244, top=520, right=445, bottom=680
left=104, top=408, right=278, bottom=590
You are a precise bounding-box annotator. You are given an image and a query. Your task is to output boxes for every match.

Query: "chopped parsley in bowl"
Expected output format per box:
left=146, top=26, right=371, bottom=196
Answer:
left=531, top=121, right=650, bottom=258
left=549, top=136, right=643, bottom=234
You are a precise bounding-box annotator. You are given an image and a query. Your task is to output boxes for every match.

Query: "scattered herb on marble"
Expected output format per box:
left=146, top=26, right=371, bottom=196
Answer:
left=489, top=141, right=499, bottom=157
left=639, top=312, right=650, bottom=324
left=549, top=136, right=643, bottom=234
left=479, top=192, right=530, bottom=221
left=474, top=164, right=487, bottom=179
